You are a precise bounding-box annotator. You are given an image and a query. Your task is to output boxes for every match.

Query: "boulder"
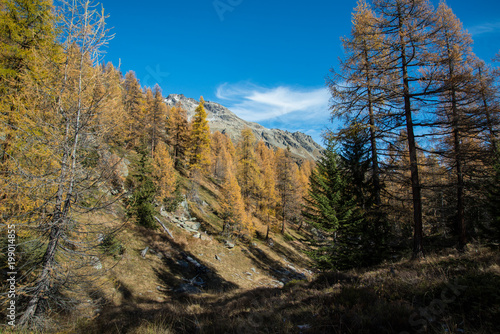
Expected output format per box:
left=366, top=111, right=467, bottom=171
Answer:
left=174, top=284, right=202, bottom=295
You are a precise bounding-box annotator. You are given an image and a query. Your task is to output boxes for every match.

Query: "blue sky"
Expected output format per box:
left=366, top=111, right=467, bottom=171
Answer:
left=99, top=0, right=500, bottom=144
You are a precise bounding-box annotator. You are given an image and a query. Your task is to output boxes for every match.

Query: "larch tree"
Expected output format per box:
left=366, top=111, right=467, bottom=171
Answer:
left=15, top=0, right=117, bottom=326
left=166, top=103, right=190, bottom=171
left=188, top=97, right=211, bottom=175
left=471, top=60, right=499, bottom=159
left=0, top=0, right=56, bottom=164
left=328, top=0, right=389, bottom=208
left=147, top=84, right=168, bottom=158
left=211, top=131, right=235, bottom=181
left=219, top=169, right=248, bottom=237
left=0, top=0, right=58, bottom=320
left=431, top=1, right=477, bottom=250
left=122, top=71, right=145, bottom=149
left=143, top=87, right=155, bottom=148
left=152, top=141, right=177, bottom=205
left=99, top=62, right=127, bottom=145
left=236, top=127, right=260, bottom=207
left=372, top=0, right=440, bottom=259
left=0, top=0, right=57, bottom=224
left=256, top=140, right=277, bottom=238
left=275, top=148, right=301, bottom=234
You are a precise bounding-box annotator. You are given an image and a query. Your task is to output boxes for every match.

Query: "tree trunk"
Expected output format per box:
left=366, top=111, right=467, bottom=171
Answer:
left=363, top=47, right=382, bottom=207
left=398, top=16, right=424, bottom=259
left=451, top=89, right=466, bottom=251
left=19, top=214, right=62, bottom=326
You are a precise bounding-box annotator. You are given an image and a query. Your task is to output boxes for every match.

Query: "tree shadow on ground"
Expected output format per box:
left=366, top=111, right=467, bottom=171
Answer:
left=151, top=230, right=239, bottom=295
left=87, top=259, right=500, bottom=334
left=270, top=239, right=312, bottom=268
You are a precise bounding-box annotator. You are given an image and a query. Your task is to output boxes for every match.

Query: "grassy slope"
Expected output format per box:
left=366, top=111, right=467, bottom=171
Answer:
left=3, top=173, right=499, bottom=334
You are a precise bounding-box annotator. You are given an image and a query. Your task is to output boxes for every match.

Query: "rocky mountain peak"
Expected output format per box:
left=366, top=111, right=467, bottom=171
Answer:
left=165, top=94, right=323, bottom=161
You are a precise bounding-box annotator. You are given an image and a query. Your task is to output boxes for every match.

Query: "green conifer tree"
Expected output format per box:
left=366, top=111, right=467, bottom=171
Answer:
left=127, top=149, right=157, bottom=228
left=302, top=140, right=364, bottom=270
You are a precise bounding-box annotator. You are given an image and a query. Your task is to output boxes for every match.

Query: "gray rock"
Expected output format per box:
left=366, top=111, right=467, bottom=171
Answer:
left=175, top=284, right=202, bottom=295
left=177, top=260, right=189, bottom=268
left=91, top=256, right=102, bottom=270
left=215, top=254, right=221, bottom=261
left=141, top=247, right=149, bottom=258
left=186, top=256, right=201, bottom=267
left=190, top=276, right=205, bottom=286
left=183, top=221, right=201, bottom=231
left=294, top=273, right=307, bottom=280
left=225, top=240, right=235, bottom=249
left=271, top=280, right=284, bottom=288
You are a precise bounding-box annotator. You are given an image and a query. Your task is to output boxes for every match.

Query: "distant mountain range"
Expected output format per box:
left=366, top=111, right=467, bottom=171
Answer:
left=165, top=94, right=323, bottom=161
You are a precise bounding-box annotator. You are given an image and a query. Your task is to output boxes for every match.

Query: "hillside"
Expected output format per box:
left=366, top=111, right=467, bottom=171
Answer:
left=10, top=168, right=497, bottom=334
left=21, top=176, right=499, bottom=334
left=165, top=94, right=323, bottom=161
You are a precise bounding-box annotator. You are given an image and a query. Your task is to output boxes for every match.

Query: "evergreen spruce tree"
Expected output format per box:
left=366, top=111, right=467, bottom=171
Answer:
left=128, top=148, right=157, bottom=228
left=302, top=140, right=363, bottom=270
left=338, top=124, right=389, bottom=266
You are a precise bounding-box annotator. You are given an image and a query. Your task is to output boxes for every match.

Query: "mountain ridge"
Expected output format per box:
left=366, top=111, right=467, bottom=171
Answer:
left=165, top=94, right=323, bottom=160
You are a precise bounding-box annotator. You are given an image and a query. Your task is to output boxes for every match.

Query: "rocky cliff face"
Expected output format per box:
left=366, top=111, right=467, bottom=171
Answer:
left=165, top=94, right=323, bottom=160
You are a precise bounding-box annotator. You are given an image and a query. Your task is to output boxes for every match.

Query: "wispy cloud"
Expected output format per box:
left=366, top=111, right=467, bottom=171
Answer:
left=467, top=21, right=500, bottom=36
left=214, top=81, right=332, bottom=145
left=215, top=81, right=330, bottom=122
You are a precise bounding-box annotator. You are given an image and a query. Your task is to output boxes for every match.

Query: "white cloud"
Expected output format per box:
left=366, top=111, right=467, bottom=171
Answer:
left=467, top=21, right=500, bottom=36
left=215, top=81, right=330, bottom=122
left=214, top=81, right=332, bottom=145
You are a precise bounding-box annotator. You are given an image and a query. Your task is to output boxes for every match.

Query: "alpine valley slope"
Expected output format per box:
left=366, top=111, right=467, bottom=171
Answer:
left=165, top=94, right=324, bottom=160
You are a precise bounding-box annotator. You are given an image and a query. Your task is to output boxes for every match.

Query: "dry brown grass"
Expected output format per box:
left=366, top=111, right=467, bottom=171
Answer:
left=12, top=171, right=500, bottom=334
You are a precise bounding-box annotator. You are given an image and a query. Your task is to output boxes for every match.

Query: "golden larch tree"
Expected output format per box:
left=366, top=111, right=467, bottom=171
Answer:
left=256, top=140, right=277, bottom=238
left=236, top=127, right=261, bottom=207
left=188, top=97, right=211, bottom=175
left=220, top=169, right=251, bottom=236
left=166, top=103, right=190, bottom=171
left=152, top=141, right=177, bottom=204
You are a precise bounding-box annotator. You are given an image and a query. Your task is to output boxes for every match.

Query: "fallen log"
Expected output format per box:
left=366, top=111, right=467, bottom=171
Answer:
left=155, top=216, right=174, bottom=240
